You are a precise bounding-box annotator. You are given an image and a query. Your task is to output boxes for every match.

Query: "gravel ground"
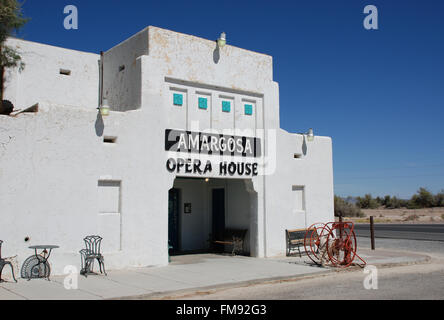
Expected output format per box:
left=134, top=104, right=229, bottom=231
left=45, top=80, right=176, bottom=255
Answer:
left=351, top=207, right=444, bottom=223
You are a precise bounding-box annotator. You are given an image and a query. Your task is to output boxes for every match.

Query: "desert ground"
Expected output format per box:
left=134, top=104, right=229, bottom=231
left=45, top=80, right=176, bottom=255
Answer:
left=345, top=207, right=444, bottom=224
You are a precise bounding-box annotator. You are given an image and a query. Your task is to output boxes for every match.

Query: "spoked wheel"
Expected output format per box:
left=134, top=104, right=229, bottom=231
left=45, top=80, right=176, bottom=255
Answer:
left=21, top=255, right=51, bottom=279
left=304, top=223, right=332, bottom=265
left=326, top=222, right=357, bottom=268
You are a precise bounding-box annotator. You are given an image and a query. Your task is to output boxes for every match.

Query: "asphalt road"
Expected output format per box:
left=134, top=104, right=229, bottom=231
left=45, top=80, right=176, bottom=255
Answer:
left=176, top=260, right=444, bottom=300
left=354, top=224, right=444, bottom=241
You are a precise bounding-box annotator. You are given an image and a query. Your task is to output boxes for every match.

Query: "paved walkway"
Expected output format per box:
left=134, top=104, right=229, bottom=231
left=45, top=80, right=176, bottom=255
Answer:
left=0, top=248, right=429, bottom=300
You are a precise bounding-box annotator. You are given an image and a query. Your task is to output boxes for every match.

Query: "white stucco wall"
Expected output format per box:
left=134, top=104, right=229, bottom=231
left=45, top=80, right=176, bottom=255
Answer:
left=264, top=130, right=334, bottom=257
left=102, top=28, right=148, bottom=112
left=0, top=102, right=172, bottom=275
left=0, top=26, right=334, bottom=275
left=3, top=38, right=100, bottom=110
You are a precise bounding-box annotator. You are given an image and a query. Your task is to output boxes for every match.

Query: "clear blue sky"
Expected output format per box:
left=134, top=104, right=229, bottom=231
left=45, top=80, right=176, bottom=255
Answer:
left=15, top=0, right=444, bottom=199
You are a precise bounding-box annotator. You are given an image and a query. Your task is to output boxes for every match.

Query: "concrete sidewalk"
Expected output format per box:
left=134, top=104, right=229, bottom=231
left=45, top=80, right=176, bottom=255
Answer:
left=0, top=248, right=430, bottom=300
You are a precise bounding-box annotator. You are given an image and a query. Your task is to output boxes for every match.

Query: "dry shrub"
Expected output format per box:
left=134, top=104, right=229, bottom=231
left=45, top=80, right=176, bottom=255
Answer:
left=404, top=214, right=419, bottom=222
left=334, top=196, right=364, bottom=217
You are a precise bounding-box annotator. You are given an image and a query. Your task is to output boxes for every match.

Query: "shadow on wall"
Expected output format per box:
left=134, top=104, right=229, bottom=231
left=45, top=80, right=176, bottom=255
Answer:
left=302, top=136, right=307, bottom=156
left=213, top=44, right=220, bottom=64
left=95, top=112, right=104, bottom=137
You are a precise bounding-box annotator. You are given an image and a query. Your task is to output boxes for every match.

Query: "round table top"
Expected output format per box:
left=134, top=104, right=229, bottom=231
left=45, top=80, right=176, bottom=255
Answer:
left=29, top=245, right=60, bottom=250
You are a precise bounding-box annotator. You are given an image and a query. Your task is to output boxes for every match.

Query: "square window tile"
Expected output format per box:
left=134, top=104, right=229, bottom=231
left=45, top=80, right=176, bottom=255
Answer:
left=198, top=97, right=208, bottom=110
left=222, top=100, right=231, bottom=113
left=245, top=104, right=253, bottom=115
left=173, top=93, right=183, bottom=106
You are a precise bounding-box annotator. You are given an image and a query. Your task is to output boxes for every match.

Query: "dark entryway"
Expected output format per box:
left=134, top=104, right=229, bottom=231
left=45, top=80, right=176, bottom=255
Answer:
left=168, top=188, right=180, bottom=253
left=169, top=177, right=256, bottom=257
left=212, top=188, right=225, bottom=252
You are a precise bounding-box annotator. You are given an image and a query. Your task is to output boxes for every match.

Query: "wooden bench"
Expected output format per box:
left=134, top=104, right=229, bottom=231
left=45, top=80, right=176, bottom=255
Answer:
left=214, top=229, right=248, bottom=256
left=286, top=229, right=308, bottom=257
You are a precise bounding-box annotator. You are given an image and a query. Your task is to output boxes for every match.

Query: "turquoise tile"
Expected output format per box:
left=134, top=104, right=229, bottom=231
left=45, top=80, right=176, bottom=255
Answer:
left=198, top=97, right=208, bottom=110
left=222, top=100, right=231, bottom=112
left=173, top=93, right=183, bottom=106
left=245, top=104, right=253, bottom=115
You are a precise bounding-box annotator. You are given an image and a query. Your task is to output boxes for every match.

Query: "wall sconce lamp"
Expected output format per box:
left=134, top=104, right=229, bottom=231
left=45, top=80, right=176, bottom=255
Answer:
left=306, top=128, right=314, bottom=142
left=98, top=98, right=110, bottom=116
left=217, top=32, right=226, bottom=48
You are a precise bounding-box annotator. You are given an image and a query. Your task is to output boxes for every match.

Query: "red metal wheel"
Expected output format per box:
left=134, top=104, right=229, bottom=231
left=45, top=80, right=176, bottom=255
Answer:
left=326, top=222, right=357, bottom=268
left=304, top=223, right=331, bottom=265
left=304, top=224, right=320, bottom=265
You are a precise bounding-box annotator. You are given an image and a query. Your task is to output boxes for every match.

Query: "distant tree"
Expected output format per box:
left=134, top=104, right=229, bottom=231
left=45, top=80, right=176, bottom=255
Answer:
left=0, top=0, right=28, bottom=114
left=334, top=196, right=364, bottom=217
left=356, top=194, right=379, bottom=209
left=383, top=195, right=391, bottom=207
left=375, top=196, right=384, bottom=206
left=345, top=196, right=355, bottom=204
left=410, top=187, right=435, bottom=208
left=434, top=190, right=444, bottom=207
left=386, top=196, right=402, bottom=209
left=346, top=189, right=444, bottom=211
left=399, top=198, right=410, bottom=208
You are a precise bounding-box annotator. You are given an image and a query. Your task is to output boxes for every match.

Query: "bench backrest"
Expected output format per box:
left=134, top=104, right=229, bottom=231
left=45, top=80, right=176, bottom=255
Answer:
left=286, top=229, right=307, bottom=241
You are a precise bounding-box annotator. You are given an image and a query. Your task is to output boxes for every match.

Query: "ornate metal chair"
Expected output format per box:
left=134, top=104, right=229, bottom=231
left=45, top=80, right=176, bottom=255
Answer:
left=0, top=240, right=17, bottom=282
left=79, top=236, right=107, bottom=277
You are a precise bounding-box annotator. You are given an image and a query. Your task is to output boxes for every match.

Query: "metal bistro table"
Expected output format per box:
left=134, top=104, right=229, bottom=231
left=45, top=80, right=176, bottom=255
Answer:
left=21, top=245, right=59, bottom=281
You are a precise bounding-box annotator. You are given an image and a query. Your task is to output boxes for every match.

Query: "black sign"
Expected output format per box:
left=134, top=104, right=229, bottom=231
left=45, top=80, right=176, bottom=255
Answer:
left=165, top=129, right=261, bottom=158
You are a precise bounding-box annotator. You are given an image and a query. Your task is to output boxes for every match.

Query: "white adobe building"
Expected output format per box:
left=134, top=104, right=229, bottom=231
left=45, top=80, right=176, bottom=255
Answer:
left=0, top=26, right=334, bottom=275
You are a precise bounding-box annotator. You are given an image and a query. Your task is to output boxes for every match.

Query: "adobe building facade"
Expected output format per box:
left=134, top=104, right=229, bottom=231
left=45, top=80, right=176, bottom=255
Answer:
left=0, top=26, right=334, bottom=275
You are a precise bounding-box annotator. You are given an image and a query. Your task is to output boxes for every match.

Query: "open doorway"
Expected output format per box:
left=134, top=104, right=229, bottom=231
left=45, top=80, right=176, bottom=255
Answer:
left=168, top=177, right=257, bottom=256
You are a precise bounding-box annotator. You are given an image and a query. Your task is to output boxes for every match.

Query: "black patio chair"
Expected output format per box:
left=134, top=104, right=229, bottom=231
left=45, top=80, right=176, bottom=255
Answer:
left=0, top=240, right=17, bottom=283
left=79, top=235, right=107, bottom=277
